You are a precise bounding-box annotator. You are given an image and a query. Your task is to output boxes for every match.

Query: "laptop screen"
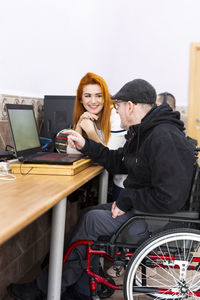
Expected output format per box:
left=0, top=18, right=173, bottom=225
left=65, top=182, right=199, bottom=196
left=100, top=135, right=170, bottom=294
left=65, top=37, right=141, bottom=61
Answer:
left=6, top=104, right=41, bottom=157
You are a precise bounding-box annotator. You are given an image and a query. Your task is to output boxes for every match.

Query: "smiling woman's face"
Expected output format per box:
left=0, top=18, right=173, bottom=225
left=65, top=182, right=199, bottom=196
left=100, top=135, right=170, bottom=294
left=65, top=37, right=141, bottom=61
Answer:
left=81, top=84, right=104, bottom=115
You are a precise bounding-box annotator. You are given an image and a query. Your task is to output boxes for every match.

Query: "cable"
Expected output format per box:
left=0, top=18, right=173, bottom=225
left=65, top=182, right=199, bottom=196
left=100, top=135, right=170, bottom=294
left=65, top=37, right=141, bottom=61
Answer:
left=19, top=162, right=33, bottom=175
left=5, top=145, right=14, bottom=151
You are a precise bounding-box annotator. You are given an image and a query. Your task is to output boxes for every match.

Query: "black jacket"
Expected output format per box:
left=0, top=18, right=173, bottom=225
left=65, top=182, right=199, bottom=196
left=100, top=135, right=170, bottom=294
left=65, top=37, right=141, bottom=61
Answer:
left=81, top=104, right=196, bottom=213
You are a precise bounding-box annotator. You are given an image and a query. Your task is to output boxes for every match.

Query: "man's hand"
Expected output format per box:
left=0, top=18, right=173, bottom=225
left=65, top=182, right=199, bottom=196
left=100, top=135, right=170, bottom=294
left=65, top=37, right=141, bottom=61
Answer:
left=64, top=130, right=86, bottom=150
left=111, top=201, right=125, bottom=218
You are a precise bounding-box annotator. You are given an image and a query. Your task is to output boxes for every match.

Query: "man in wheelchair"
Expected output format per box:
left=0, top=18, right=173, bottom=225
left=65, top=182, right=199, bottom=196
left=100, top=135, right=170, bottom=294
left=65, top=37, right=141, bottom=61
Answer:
left=8, top=79, right=198, bottom=300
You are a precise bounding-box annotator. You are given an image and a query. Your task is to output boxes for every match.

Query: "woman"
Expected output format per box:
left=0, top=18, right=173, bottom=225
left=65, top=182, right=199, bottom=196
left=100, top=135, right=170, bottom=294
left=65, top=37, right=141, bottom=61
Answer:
left=73, top=72, right=112, bottom=145
left=69, top=72, right=127, bottom=283
left=68, top=72, right=127, bottom=201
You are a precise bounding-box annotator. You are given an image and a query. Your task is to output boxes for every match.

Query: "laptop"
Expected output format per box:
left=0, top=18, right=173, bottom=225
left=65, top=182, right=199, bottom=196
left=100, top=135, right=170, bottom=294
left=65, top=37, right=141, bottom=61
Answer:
left=6, top=104, right=84, bottom=165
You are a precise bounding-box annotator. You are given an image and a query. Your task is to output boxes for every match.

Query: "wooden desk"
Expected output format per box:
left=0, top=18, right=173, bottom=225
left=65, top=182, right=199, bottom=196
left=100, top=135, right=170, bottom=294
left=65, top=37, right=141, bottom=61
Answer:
left=0, top=164, right=104, bottom=299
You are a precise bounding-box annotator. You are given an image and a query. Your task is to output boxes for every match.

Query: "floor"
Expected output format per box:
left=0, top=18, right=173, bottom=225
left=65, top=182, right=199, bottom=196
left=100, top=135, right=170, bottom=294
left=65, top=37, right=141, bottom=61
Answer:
left=103, top=275, right=151, bottom=300
left=4, top=262, right=151, bottom=300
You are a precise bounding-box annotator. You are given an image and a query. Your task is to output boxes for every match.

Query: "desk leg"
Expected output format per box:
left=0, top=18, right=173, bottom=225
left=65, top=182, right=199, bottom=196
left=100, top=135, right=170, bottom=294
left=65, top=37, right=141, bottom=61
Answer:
left=47, top=197, right=67, bottom=300
left=98, top=169, right=108, bottom=204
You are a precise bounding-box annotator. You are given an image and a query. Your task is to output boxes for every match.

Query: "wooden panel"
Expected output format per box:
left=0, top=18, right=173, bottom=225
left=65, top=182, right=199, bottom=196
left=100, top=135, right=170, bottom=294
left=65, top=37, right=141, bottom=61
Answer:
left=10, top=158, right=91, bottom=176
left=188, top=43, right=200, bottom=146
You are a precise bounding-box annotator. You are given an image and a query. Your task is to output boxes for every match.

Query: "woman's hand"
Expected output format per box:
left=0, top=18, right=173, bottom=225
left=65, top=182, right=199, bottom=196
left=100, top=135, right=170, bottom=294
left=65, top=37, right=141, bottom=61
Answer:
left=79, top=119, right=104, bottom=144
left=80, top=118, right=95, bottom=133
left=79, top=112, right=98, bottom=122
left=111, top=201, right=125, bottom=218
left=75, top=112, right=98, bottom=134
left=64, top=130, right=86, bottom=150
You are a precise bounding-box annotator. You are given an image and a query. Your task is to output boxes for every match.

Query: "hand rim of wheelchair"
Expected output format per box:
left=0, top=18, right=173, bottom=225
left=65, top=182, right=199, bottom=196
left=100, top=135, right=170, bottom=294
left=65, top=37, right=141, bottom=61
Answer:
left=124, top=228, right=200, bottom=300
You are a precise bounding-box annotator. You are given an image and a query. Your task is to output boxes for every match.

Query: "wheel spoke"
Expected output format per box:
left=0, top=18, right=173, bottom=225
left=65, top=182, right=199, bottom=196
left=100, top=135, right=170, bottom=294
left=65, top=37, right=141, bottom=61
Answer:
left=166, top=241, right=181, bottom=282
left=137, top=263, right=178, bottom=287
left=124, top=229, right=200, bottom=300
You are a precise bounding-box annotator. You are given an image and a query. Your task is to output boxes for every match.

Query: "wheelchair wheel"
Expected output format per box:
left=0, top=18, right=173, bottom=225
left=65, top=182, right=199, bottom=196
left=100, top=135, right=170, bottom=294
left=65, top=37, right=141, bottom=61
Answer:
left=124, top=228, right=200, bottom=299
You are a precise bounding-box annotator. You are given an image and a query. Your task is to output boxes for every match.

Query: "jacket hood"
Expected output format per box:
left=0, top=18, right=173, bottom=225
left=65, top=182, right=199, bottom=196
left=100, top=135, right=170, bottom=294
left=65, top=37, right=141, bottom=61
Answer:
left=125, top=104, right=185, bottom=162
left=127, top=104, right=185, bottom=139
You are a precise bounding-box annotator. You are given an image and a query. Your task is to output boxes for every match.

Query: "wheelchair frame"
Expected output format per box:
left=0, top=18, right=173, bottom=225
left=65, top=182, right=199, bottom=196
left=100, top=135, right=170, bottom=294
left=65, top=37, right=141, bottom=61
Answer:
left=63, top=161, right=200, bottom=300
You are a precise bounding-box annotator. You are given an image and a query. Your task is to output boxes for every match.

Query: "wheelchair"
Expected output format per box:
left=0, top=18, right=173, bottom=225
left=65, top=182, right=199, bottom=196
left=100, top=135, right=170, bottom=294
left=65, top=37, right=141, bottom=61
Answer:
left=63, top=158, right=200, bottom=299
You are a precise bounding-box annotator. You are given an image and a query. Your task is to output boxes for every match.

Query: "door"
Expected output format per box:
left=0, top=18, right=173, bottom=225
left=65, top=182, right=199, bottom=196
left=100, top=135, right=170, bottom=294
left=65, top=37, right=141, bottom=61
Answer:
left=188, top=43, right=200, bottom=146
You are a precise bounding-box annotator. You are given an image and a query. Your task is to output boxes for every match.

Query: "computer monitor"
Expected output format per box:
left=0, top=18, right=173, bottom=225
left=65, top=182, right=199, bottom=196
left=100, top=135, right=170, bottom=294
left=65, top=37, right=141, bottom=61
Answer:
left=6, top=104, right=41, bottom=156
left=43, top=95, right=75, bottom=141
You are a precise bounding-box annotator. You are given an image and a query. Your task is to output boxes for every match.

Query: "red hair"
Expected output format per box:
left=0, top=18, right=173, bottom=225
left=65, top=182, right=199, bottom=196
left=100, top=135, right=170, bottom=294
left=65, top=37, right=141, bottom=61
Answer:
left=73, top=72, right=112, bottom=144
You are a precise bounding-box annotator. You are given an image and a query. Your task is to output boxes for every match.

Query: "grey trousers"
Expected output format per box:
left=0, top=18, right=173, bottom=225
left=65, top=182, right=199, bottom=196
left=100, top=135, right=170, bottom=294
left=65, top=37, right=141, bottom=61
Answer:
left=37, top=203, right=134, bottom=295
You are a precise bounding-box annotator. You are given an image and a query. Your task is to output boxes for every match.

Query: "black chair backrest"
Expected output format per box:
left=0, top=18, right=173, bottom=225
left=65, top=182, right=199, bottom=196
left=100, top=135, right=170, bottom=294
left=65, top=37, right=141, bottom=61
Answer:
left=188, top=164, right=200, bottom=212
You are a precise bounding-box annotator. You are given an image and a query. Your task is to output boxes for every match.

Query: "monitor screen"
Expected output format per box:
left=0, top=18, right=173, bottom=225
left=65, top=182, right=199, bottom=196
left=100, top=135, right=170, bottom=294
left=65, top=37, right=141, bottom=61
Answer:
left=7, top=107, right=41, bottom=152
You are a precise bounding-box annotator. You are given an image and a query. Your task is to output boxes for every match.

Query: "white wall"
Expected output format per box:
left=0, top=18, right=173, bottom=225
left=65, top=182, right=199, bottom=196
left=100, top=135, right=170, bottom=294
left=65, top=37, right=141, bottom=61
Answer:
left=0, top=0, right=200, bottom=105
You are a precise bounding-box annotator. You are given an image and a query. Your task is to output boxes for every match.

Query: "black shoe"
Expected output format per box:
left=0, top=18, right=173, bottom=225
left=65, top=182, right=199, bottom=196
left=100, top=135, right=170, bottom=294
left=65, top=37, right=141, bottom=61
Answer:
left=7, top=280, right=44, bottom=300
left=61, top=285, right=91, bottom=300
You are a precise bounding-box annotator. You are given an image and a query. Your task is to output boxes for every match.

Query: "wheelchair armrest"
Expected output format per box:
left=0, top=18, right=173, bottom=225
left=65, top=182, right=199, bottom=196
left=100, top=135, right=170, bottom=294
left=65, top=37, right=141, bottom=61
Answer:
left=133, top=210, right=199, bottom=219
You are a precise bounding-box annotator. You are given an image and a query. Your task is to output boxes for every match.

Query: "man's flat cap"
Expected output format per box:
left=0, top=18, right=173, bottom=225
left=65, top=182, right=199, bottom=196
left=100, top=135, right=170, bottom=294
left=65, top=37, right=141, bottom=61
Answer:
left=111, top=79, right=156, bottom=104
